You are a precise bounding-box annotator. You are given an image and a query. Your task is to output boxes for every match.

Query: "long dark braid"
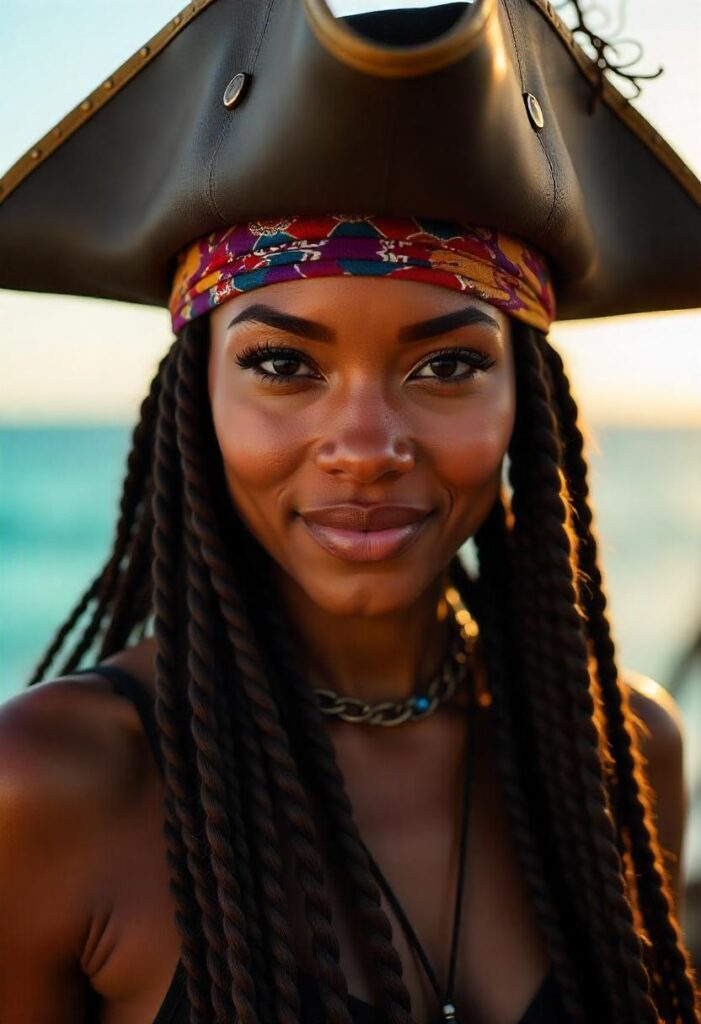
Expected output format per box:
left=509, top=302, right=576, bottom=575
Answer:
left=504, top=323, right=696, bottom=1020
left=509, top=328, right=657, bottom=1020
left=152, top=345, right=217, bottom=1022
left=541, top=339, right=699, bottom=1022
left=449, top=515, right=591, bottom=1021
left=29, top=316, right=698, bottom=1022
left=225, top=668, right=298, bottom=1024
left=174, top=321, right=353, bottom=1024
left=255, top=600, right=414, bottom=1024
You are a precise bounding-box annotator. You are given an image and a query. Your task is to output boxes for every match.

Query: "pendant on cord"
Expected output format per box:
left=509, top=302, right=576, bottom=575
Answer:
left=441, top=1003, right=457, bottom=1022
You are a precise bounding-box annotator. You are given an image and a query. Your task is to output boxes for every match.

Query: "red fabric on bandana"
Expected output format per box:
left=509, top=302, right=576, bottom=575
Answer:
left=169, top=215, right=555, bottom=333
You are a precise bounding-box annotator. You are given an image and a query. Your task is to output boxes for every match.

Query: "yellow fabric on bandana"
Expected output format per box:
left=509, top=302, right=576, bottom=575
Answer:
left=169, top=215, right=555, bottom=333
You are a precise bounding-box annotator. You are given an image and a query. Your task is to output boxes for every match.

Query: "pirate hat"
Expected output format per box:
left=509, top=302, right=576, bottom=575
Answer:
left=0, top=0, right=699, bottom=321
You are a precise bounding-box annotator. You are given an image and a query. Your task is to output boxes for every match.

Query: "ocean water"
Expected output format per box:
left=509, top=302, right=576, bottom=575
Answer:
left=0, top=425, right=131, bottom=688
left=1, top=424, right=699, bottom=693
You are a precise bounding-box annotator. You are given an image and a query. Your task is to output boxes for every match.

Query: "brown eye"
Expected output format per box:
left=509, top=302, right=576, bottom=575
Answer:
left=236, top=342, right=321, bottom=384
left=268, top=357, right=302, bottom=377
left=427, top=358, right=459, bottom=379
left=411, top=348, right=495, bottom=384
left=257, top=353, right=317, bottom=380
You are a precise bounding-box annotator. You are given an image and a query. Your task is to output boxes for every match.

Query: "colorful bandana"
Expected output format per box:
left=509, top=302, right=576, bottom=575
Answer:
left=169, top=215, right=555, bottom=333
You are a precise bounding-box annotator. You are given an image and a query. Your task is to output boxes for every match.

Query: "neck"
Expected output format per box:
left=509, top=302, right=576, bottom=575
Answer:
left=273, top=571, right=454, bottom=704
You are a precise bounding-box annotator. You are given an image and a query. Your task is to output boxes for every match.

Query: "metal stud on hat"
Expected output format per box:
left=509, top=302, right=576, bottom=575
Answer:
left=223, top=72, right=250, bottom=111
left=524, top=92, right=545, bottom=131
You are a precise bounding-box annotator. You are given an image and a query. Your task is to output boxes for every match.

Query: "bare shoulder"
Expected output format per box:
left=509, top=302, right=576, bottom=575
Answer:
left=620, top=670, right=686, bottom=906
left=0, top=637, right=158, bottom=812
left=0, top=670, right=156, bottom=810
left=0, top=665, right=162, bottom=1018
left=0, top=672, right=158, bottom=885
left=622, top=669, right=685, bottom=764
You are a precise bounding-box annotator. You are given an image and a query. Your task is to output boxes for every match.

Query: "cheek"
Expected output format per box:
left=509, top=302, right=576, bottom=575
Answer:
left=426, top=377, right=515, bottom=542
left=209, top=374, right=304, bottom=513
left=432, top=382, right=514, bottom=489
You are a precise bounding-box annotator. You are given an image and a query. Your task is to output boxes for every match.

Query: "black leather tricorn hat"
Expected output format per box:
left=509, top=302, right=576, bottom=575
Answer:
left=0, top=0, right=699, bottom=322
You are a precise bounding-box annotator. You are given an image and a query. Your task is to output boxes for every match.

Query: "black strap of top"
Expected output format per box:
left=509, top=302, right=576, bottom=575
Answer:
left=76, top=665, right=164, bottom=774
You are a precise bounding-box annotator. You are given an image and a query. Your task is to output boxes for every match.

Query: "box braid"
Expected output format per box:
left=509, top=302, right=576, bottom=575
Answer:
left=449, top=510, right=593, bottom=1022
left=223, top=663, right=299, bottom=1024
left=173, top=326, right=352, bottom=1024
left=29, top=314, right=698, bottom=1022
left=539, top=338, right=699, bottom=1022
left=483, top=322, right=696, bottom=1021
left=152, top=345, right=235, bottom=1022
left=507, top=335, right=647, bottom=1018
left=248, top=594, right=415, bottom=1024
left=511, top=324, right=676, bottom=1020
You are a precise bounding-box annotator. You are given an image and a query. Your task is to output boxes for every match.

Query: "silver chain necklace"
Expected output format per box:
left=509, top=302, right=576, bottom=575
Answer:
left=314, top=587, right=478, bottom=726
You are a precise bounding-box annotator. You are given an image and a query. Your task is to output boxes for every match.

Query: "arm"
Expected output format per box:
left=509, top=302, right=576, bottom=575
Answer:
left=623, top=671, right=687, bottom=914
left=0, top=678, right=134, bottom=1022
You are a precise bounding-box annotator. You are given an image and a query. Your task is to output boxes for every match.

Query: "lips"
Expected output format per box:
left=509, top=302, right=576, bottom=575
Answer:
left=298, top=504, right=432, bottom=562
left=300, top=504, right=430, bottom=531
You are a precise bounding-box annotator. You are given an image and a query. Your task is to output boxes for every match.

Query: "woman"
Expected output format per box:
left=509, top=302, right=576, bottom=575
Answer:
left=0, top=2, right=699, bottom=1022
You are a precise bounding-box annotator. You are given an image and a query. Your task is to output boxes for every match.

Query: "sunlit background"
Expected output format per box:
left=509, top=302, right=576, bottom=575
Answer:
left=0, top=0, right=699, bottom=956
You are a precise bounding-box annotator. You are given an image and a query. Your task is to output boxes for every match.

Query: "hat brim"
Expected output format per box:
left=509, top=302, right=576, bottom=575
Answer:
left=0, top=0, right=699, bottom=321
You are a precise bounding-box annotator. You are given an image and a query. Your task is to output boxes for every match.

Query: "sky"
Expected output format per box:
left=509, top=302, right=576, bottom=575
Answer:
left=0, top=0, right=699, bottom=425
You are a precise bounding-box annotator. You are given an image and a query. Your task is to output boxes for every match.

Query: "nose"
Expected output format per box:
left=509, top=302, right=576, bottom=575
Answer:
left=314, top=388, right=415, bottom=483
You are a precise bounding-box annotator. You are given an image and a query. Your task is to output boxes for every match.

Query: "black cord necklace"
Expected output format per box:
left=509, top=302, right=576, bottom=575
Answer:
left=361, top=675, right=478, bottom=1023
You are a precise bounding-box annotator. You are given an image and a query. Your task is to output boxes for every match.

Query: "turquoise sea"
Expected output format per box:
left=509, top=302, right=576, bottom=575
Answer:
left=1, top=424, right=699, bottom=694
left=0, top=425, right=131, bottom=689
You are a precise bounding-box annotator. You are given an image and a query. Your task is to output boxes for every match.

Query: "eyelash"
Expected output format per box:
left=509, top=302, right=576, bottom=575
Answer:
left=413, top=347, right=496, bottom=382
left=235, top=343, right=302, bottom=386
left=235, top=341, right=496, bottom=386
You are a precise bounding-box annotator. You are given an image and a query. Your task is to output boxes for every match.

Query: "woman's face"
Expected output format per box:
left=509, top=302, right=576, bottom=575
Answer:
left=209, top=277, right=515, bottom=616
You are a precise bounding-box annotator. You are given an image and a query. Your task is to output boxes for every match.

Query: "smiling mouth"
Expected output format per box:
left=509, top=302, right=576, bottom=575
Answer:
left=297, top=503, right=434, bottom=563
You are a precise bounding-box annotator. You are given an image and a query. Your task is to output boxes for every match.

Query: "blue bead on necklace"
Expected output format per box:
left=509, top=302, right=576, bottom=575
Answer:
left=412, top=694, right=431, bottom=714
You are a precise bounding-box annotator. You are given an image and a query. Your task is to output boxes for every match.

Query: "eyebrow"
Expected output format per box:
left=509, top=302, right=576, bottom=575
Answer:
left=227, top=304, right=334, bottom=342
left=227, top=303, right=500, bottom=344
left=398, top=306, right=500, bottom=343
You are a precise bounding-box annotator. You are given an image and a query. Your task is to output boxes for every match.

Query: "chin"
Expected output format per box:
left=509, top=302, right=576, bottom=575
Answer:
left=290, top=566, right=434, bottom=618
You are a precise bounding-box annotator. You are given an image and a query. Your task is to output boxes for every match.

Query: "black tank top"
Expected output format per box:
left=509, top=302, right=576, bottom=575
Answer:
left=88, top=665, right=565, bottom=1024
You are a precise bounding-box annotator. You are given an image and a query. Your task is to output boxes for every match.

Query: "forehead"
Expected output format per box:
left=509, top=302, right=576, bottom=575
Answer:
left=209, top=276, right=510, bottom=339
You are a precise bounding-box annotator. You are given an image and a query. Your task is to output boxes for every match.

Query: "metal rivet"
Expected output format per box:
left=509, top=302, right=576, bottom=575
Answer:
left=80, top=99, right=93, bottom=112
left=223, top=72, right=250, bottom=111
left=53, top=127, right=63, bottom=139
left=103, top=78, right=114, bottom=90
left=173, top=14, right=181, bottom=26
left=30, top=148, right=41, bottom=160
left=140, top=46, right=150, bottom=58
left=524, top=92, right=545, bottom=131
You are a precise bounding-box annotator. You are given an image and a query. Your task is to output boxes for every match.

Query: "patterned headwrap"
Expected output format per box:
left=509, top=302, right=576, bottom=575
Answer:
left=169, top=215, right=555, bottom=333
